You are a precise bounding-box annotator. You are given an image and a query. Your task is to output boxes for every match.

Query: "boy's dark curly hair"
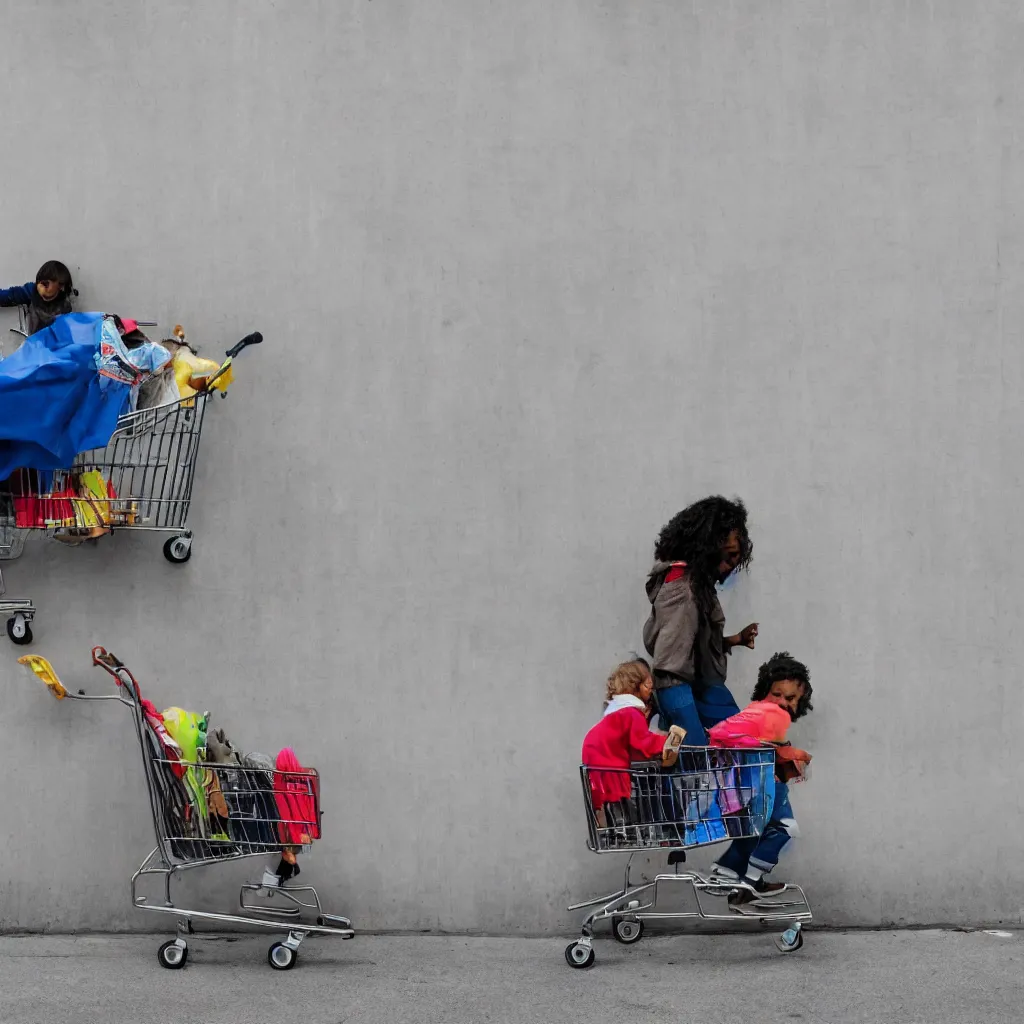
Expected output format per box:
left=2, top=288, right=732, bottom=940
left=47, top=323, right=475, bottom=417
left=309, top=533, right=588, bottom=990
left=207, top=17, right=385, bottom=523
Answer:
left=751, top=651, right=813, bottom=720
left=653, top=496, right=752, bottom=614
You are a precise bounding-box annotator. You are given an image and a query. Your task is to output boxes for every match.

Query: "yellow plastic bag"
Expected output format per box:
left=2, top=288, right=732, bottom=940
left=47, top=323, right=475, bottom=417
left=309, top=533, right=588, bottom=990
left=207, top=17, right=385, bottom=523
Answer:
left=72, top=470, right=113, bottom=537
left=19, top=655, right=68, bottom=699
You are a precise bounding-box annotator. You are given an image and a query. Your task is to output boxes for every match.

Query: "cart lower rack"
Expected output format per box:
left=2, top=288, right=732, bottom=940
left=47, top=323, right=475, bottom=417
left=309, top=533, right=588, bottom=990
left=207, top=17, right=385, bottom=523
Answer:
left=24, top=647, right=353, bottom=971
left=565, top=751, right=811, bottom=969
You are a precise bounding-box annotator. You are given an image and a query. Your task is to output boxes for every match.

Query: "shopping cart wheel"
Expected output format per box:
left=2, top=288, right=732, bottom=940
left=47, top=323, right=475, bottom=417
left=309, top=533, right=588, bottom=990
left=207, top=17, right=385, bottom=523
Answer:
left=157, top=939, right=188, bottom=969
left=564, top=941, right=596, bottom=969
left=268, top=942, right=298, bottom=970
left=6, top=616, right=32, bottom=646
left=612, top=917, right=644, bottom=944
left=774, top=924, right=804, bottom=953
left=163, top=536, right=193, bottom=564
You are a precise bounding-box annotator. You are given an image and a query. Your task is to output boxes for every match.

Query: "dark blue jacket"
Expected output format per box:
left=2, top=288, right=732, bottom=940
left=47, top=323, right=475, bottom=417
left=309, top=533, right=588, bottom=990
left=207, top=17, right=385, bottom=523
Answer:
left=0, top=282, right=73, bottom=335
left=0, top=282, right=36, bottom=307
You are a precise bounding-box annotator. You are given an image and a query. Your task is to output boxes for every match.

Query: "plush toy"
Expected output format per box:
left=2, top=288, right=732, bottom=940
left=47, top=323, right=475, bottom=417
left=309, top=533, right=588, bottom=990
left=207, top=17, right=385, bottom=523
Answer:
left=168, top=325, right=233, bottom=401
left=204, top=726, right=241, bottom=839
left=206, top=727, right=241, bottom=765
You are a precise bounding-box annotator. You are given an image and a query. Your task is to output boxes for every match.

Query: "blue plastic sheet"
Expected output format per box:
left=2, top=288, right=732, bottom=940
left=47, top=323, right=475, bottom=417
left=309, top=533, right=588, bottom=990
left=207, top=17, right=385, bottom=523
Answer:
left=0, top=313, right=132, bottom=479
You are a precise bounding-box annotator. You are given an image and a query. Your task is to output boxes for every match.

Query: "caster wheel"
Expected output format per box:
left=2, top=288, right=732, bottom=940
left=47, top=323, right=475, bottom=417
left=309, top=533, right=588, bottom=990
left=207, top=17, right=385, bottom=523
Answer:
left=774, top=926, right=804, bottom=953
left=564, top=941, right=596, bottom=969
left=612, top=917, right=644, bottom=944
left=157, top=939, right=188, bottom=969
left=268, top=942, right=298, bottom=970
left=6, top=616, right=32, bottom=646
left=163, top=536, right=192, bottom=564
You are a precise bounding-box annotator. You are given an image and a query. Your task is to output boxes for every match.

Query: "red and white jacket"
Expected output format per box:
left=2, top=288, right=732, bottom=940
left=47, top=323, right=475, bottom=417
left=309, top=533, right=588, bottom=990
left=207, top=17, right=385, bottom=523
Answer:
left=581, top=696, right=667, bottom=808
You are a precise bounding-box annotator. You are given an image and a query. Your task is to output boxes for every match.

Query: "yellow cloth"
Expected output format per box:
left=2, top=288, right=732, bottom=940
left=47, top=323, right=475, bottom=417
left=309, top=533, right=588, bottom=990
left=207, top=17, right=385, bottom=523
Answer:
left=19, top=655, right=68, bottom=699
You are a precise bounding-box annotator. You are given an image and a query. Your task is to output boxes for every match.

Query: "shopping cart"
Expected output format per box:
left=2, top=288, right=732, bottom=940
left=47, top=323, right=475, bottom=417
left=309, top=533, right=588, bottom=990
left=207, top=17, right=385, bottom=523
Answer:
left=564, top=749, right=812, bottom=969
left=22, top=647, right=354, bottom=970
left=0, top=311, right=261, bottom=645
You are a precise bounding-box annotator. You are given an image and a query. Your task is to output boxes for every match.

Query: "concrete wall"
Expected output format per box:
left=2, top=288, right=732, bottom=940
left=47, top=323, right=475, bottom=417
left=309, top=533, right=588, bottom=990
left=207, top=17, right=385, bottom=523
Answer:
left=1, top=0, right=1021, bottom=932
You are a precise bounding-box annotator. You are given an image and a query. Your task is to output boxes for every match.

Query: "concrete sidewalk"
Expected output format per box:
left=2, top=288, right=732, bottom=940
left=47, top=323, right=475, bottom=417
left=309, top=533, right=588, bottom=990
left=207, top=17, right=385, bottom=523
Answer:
left=0, top=930, right=1017, bottom=1024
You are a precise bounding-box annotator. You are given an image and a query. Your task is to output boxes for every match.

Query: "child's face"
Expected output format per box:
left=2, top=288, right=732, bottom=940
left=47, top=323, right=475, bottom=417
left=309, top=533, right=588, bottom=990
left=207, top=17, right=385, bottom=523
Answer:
left=638, top=674, right=654, bottom=705
left=764, top=678, right=804, bottom=719
left=36, top=280, right=62, bottom=302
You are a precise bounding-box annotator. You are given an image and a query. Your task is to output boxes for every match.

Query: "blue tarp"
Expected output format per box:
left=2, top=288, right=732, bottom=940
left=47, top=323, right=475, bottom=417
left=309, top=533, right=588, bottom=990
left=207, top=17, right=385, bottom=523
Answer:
left=0, top=313, right=133, bottom=480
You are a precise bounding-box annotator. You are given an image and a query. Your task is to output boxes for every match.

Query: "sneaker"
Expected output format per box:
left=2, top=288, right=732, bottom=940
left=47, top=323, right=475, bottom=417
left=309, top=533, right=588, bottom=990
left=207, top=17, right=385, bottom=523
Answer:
left=728, top=878, right=788, bottom=913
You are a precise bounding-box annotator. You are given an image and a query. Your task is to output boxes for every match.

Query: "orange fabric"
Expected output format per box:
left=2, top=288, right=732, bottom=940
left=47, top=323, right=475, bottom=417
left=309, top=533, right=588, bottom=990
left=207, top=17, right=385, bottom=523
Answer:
left=708, top=700, right=791, bottom=748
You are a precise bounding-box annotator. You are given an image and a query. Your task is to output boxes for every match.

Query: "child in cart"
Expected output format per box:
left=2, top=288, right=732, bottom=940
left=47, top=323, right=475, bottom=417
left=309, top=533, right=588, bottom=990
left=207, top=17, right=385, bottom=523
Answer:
left=705, top=652, right=813, bottom=911
left=0, top=260, right=76, bottom=336
left=582, top=659, right=684, bottom=830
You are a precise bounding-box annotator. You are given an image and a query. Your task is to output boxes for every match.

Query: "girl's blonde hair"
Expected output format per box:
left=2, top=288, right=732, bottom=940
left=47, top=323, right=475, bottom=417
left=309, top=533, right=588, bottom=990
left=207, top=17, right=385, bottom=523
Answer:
left=604, top=658, right=652, bottom=705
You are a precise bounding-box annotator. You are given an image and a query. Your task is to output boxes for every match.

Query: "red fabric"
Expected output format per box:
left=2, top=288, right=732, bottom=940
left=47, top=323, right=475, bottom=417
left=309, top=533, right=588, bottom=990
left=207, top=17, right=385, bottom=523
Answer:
left=581, top=708, right=667, bottom=808
left=13, top=495, right=39, bottom=527
left=120, top=318, right=138, bottom=334
left=664, top=561, right=687, bottom=583
left=41, top=486, right=75, bottom=525
left=708, top=700, right=791, bottom=748
left=140, top=698, right=186, bottom=778
left=274, top=748, right=321, bottom=845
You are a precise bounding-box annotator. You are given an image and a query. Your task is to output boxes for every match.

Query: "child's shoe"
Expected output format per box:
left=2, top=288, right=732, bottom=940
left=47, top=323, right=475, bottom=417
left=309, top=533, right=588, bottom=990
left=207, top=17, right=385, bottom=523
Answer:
left=728, top=876, right=788, bottom=913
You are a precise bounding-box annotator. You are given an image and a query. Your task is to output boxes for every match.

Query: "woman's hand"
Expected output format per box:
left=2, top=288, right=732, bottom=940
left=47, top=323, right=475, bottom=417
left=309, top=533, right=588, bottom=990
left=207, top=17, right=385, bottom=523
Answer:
left=726, top=623, right=759, bottom=650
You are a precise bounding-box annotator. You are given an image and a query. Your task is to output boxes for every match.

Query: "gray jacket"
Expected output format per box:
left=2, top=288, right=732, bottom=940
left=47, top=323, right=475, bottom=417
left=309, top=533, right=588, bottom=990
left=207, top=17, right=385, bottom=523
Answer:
left=642, top=561, right=728, bottom=689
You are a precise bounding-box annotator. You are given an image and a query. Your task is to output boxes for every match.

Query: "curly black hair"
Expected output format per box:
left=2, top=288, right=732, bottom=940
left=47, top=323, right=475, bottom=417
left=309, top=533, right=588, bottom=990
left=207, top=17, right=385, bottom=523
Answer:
left=653, top=496, right=752, bottom=614
left=751, top=651, right=813, bottom=720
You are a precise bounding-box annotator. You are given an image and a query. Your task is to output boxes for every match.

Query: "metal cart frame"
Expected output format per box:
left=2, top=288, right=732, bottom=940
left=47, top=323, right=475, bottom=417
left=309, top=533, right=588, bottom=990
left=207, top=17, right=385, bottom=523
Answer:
left=25, top=646, right=353, bottom=971
left=0, top=312, right=261, bottom=645
left=565, top=752, right=812, bottom=969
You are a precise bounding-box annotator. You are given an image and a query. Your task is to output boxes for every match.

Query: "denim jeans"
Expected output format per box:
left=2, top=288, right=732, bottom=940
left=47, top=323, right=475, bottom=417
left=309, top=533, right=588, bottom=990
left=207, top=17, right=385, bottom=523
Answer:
left=654, top=679, right=740, bottom=746
left=714, top=781, right=796, bottom=877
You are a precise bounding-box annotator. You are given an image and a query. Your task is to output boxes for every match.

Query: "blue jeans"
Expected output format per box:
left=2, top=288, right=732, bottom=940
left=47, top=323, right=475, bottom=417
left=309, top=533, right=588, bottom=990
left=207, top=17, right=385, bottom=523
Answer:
left=715, top=781, right=796, bottom=877
left=654, top=679, right=740, bottom=746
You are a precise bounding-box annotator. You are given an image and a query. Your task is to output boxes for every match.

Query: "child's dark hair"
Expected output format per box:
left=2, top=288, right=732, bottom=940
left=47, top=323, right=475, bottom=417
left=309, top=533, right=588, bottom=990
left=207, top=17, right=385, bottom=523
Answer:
left=653, top=496, right=752, bottom=614
left=751, top=651, right=814, bottom=720
left=35, top=260, right=75, bottom=296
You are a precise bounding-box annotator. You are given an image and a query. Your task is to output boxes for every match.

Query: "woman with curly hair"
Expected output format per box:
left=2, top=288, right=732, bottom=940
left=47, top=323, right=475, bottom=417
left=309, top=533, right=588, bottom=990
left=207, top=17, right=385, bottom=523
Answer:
left=642, top=495, right=759, bottom=744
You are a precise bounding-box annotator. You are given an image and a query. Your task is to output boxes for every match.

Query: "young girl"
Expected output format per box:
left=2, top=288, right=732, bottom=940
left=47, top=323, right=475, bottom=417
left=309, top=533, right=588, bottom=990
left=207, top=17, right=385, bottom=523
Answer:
left=706, top=652, right=813, bottom=910
left=643, top=496, right=760, bottom=745
left=0, top=260, right=76, bottom=336
left=581, top=659, right=679, bottom=826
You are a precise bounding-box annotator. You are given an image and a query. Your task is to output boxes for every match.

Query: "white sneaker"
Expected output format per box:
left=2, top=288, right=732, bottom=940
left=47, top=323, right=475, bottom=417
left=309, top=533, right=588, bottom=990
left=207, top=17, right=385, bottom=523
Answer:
left=261, top=869, right=281, bottom=888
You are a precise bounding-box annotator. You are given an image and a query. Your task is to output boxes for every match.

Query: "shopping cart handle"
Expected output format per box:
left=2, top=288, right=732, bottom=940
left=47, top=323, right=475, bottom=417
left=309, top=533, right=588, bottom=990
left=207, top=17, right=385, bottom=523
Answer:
left=92, top=646, right=124, bottom=670
left=225, top=332, right=263, bottom=359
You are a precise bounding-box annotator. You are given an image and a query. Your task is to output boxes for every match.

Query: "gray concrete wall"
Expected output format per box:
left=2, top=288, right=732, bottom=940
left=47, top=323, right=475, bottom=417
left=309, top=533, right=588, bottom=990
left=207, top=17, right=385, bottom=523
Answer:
left=1, top=0, right=1021, bottom=932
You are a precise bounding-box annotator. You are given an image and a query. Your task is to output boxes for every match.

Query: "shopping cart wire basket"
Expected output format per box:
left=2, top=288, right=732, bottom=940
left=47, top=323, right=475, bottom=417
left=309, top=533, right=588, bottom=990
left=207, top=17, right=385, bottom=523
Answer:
left=0, top=323, right=261, bottom=646
left=565, top=749, right=812, bottom=969
left=22, top=647, right=353, bottom=971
